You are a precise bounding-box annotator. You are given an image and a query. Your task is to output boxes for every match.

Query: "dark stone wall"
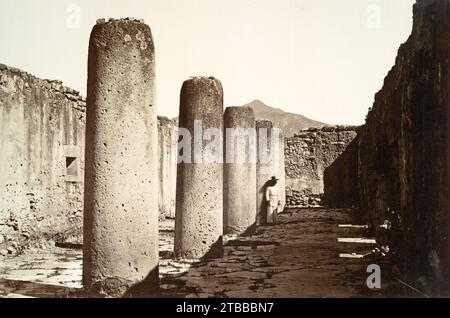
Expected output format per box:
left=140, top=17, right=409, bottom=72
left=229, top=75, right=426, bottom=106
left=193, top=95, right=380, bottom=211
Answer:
left=315, top=1, right=450, bottom=295
left=323, top=138, right=359, bottom=208
left=357, top=0, right=450, bottom=296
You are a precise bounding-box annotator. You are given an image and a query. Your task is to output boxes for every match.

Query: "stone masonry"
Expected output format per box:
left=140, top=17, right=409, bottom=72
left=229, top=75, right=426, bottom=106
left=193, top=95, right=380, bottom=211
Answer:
left=1, top=0, right=449, bottom=299
left=323, top=138, right=359, bottom=208
left=0, top=63, right=86, bottom=257
left=323, top=0, right=450, bottom=297
left=0, top=65, right=178, bottom=257
left=285, top=126, right=358, bottom=207
left=356, top=0, right=450, bottom=297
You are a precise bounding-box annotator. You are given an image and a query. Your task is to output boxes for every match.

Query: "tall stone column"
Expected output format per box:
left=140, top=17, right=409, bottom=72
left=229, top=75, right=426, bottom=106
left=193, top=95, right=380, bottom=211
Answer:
left=256, top=120, right=275, bottom=225
left=83, top=18, right=159, bottom=297
left=157, top=117, right=178, bottom=219
left=276, top=131, right=286, bottom=212
left=223, top=107, right=257, bottom=235
left=175, top=77, right=224, bottom=259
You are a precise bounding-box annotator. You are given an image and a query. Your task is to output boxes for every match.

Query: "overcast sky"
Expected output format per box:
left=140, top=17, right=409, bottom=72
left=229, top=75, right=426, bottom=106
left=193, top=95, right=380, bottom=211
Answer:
left=0, top=0, right=415, bottom=124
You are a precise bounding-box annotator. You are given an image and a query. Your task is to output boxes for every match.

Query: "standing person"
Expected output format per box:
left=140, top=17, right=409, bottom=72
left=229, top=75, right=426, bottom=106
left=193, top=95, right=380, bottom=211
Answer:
left=265, top=176, right=281, bottom=224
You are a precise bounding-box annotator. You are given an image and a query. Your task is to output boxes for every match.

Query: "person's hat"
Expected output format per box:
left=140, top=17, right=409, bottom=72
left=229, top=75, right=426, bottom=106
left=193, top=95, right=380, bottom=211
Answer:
left=270, top=176, right=279, bottom=181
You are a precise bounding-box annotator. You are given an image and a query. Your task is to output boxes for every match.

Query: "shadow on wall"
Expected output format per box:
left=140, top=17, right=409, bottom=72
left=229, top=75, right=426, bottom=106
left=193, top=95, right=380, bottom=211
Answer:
left=323, top=138, right=359, bottom=209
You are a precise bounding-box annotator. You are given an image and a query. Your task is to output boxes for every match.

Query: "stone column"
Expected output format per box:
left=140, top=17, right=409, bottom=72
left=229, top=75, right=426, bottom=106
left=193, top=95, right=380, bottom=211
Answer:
left=157, top=117, right=178, bottom=219
left=175, top=77, right=224, bottom=259
left=223, top=107, right=257, bottom=235
left=256, top=120, right=275, bottom=225
left=276, top=131, right=286, bottom=212
left=83, top=18, right=159, bottom=297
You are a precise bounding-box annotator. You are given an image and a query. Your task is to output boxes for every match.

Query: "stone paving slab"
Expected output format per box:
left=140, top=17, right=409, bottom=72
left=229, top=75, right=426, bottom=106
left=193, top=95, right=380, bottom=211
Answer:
left=0, top=209, right=391, bottom=298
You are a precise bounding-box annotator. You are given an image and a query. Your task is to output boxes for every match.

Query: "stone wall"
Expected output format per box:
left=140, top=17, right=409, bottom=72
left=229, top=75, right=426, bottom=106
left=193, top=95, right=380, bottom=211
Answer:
left=285, top=126, right=358, bottom=207
left=0, top=64, right=179, bottom=255
left=0, top=64, right=86, bottom=254
left=356, top=0, right=450, bottom=296
left=323, top=138, right=359, bottom=208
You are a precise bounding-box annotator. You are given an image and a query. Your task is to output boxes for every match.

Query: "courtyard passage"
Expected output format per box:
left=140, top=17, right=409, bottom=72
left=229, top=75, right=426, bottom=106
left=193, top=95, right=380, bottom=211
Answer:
left=0, top=208, right=397, bottom=298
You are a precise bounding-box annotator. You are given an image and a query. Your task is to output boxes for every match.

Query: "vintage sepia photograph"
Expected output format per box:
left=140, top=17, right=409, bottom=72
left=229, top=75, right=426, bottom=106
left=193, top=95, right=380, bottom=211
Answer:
left=0, top=0, right=449, bottom=304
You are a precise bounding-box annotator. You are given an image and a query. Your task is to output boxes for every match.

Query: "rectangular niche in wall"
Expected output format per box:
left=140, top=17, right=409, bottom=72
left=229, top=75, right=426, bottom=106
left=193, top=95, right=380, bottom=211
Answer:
left=66, top=157, right=78, bottom=176
left=64, top=145, right=81, bottom=182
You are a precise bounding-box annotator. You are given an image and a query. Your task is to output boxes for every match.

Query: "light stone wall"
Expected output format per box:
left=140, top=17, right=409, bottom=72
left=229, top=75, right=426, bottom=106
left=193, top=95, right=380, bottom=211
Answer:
left=0, top=64, right=86, bottom=254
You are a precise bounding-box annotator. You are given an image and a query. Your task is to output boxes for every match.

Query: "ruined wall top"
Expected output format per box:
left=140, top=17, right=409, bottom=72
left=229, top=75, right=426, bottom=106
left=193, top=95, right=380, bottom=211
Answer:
left=292, top=125, right=361, bottom=138
left=95, top=17, right=145, bottom=25
left=0, top=63, right=86, bottom=113
left=415, top=0, right=447, bottom=9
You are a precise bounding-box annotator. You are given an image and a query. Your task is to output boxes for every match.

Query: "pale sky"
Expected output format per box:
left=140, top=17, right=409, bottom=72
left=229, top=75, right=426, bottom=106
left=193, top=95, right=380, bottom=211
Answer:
left=0, top=0, right=415, bottom=125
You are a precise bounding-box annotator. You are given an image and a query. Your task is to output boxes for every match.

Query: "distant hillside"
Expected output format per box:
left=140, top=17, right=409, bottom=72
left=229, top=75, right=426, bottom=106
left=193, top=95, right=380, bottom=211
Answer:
left=244, top=100, right=327, bottom=137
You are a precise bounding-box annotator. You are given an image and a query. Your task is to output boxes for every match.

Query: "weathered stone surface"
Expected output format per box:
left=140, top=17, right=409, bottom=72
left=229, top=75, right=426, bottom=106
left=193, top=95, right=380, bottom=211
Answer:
left=256, top=120, right=274, bottom=225
left=0, top=209, right=398, bottom=298
left=276, top=131, right=286, bottom=211
left=223, top=106, right=257, bottom=235
left=0, top=60, right=185, bottom=257
left=0, top=64, right=86, bottom=253
left=175, top=76, right=224, bottom=259
left=285, top=126, right=358, bottom=207
left=157, top=116, right=177, bottom=219
left=83, top=18, right=159, bottom=297
left=356, top=0, right=450, bottom=297
left=323, top=138, right=359, bottom=208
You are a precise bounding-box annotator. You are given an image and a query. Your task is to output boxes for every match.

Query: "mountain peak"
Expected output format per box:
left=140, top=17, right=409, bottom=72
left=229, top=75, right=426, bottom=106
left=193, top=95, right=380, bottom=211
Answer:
left=250, top=99, right=265, bottom=105
left=245, top=99, right=268, bottom=110
left=243, top=100, right=326, bottom=137
left=245, top=100, right=283, bottom=112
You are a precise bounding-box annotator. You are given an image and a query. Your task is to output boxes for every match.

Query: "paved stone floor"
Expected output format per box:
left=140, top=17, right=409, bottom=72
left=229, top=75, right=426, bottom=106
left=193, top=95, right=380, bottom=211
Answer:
left=0, top=208, right=395, bottom=298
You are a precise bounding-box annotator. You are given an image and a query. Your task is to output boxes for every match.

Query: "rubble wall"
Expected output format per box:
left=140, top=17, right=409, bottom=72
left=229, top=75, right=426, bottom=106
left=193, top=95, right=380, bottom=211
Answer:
left=284, top=126, right=358, bottom=207
left=0, top=64, right=86, bottom=253
left=0, top=64, right=180, bottom=255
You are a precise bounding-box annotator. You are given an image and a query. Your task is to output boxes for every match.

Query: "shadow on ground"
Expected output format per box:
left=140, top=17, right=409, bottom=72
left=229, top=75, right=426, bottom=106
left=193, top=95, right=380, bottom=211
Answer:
left=0, top=208, right=407, bottom=298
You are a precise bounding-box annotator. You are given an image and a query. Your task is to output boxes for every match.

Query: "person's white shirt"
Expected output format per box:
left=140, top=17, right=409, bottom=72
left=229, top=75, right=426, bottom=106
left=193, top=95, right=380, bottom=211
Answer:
left=265, top=186, right=279, bottom=207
